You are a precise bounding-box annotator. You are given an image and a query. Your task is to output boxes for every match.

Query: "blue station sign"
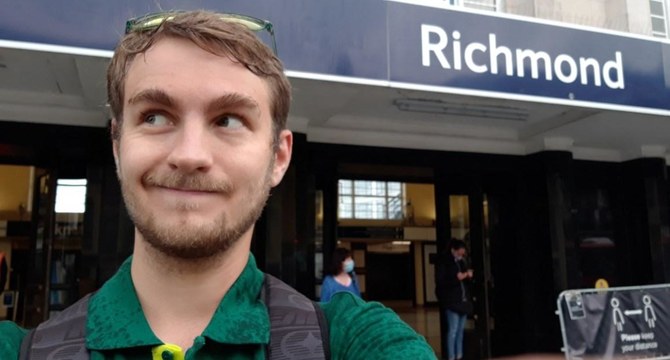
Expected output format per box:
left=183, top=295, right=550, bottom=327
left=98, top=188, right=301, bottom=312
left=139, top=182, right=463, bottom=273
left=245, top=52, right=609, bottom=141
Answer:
left=387, top=0, right=670, bottom=113
left=0, top=0, right=668, bottom=113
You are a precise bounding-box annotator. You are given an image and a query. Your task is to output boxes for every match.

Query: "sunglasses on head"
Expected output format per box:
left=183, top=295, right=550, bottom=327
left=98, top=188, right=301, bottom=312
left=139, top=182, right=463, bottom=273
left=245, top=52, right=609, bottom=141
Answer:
left=125, top=11, right=277, bottom=54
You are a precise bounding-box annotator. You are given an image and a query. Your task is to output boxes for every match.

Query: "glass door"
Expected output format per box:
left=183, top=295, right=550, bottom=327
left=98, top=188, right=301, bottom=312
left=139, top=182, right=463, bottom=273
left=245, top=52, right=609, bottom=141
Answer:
left=21, top=171, right=88, bottom=326
left=50, top=178, right=86, bottom=317
left=22, top=168, right=56, bottom=327
left=445, top=192, right=493, bottom=359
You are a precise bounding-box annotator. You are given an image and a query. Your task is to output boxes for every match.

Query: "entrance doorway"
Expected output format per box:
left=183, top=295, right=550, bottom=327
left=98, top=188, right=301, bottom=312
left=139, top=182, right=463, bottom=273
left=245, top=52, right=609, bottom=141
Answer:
left=0, top=164, right=89, bottom=326
left=0, top=122, right=121, bottom=327
left=318, top=178, right=443, bottom=351
left=366, top=247, right=413, bottom=301
left=437, top=185, right=496, bottom=360
left=312, top=160, right=519, bottom=358
left=0, top=164, right=33, bottom=323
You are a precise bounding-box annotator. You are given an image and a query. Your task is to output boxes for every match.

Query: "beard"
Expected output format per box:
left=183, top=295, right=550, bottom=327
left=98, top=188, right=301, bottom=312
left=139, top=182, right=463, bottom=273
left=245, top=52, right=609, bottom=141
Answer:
left=119, top=161, right=274, bottom=260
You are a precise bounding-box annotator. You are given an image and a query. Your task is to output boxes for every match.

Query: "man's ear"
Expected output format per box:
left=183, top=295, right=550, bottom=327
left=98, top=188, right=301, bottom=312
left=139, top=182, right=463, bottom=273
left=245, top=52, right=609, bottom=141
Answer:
left=110, top=119, right=120, bottom=173
left=270, top=129, right=293, bottom=187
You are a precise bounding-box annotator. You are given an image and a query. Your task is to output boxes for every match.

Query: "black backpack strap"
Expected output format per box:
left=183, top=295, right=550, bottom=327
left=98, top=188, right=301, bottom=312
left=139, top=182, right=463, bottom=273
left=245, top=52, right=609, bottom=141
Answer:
left=19, top=293, right=91, bottom=360
left=313, top=299, right=331, bottom=360
left=18, top=327, right=36, bottom=360
left=262, top=273, right=330, bottom=360
left=20, top=278, right=331, bottom=360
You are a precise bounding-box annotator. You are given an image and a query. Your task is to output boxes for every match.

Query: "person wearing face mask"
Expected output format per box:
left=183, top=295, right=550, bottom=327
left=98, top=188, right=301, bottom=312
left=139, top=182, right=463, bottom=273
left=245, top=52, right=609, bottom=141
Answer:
left=320, top=247, right=361, bottom=302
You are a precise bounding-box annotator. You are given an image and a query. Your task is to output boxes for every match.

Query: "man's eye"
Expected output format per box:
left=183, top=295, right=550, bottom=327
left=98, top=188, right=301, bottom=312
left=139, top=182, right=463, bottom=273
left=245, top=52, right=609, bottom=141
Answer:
left=144, top=113, right=170, bottom=126
left=216, top=115, right=244, bottom=129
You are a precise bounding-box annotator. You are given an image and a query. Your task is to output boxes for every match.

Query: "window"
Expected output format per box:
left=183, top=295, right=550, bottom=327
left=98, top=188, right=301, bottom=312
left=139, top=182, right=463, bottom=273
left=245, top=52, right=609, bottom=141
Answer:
left=338, top=180, right=404, bottom=220
left=449, top=0, right=501, bottom=12
left=650, top=0, right=668, bottom=38
left=55, top=179, right=87, bottom=213
left=425, top=0, right=502, bottom=12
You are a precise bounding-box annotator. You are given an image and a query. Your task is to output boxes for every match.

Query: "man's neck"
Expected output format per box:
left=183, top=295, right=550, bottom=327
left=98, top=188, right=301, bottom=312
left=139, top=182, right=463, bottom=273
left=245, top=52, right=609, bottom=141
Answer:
left=130, top=229, right=253, bottom=350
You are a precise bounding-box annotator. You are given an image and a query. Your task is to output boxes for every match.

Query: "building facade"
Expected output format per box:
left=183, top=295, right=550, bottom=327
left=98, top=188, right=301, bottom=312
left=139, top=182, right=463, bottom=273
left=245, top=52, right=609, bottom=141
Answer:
left=1, top=0, right=669, bottom=357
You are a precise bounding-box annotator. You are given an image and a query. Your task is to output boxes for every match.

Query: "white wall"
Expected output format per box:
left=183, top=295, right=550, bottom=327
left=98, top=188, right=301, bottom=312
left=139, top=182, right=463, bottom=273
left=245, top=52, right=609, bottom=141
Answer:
left=504, top=0, right=655, bottom=37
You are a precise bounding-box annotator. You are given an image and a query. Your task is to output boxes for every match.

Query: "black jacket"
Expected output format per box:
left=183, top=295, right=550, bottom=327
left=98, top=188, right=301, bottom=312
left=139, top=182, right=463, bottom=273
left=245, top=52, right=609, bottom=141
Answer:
left=435, top=254, right=473, bottom=315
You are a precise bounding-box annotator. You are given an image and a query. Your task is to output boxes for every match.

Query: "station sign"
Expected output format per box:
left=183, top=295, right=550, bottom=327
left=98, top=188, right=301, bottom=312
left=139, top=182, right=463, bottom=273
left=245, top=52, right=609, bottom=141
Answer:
left=387, top=0, right=670, bottom=113
left=0, top=0, right=669, bottom=113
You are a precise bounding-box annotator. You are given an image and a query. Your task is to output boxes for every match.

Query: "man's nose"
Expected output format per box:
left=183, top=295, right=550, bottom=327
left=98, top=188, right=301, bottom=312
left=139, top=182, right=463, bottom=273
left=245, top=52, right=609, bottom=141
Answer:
left=166, top=121, right=214, bottom=172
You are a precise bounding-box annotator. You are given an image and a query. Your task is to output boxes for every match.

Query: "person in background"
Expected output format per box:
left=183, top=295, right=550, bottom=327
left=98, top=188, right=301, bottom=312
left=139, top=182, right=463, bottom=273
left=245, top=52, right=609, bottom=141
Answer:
left=320, top=247, right=361, bottom=302
left=0, top=9, right=436, bottom=360
left=436, top=239, right=474, bottom=360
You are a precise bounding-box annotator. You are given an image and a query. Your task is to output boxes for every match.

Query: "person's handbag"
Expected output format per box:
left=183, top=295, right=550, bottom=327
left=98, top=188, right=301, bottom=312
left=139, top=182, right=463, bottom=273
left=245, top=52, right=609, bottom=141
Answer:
left=450, top=298, right=474, bottom=315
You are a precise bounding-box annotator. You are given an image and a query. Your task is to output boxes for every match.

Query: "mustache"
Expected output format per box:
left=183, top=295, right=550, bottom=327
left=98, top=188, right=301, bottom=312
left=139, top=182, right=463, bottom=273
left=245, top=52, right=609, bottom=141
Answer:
left=143, top=173, right=233, bottom=193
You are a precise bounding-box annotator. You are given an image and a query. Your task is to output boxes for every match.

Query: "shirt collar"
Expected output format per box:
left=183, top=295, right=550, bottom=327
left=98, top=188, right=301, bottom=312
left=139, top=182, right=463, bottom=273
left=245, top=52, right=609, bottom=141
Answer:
left=86, top=254, right=269, bottom=350
left=202, top=254, right=269, bottom=344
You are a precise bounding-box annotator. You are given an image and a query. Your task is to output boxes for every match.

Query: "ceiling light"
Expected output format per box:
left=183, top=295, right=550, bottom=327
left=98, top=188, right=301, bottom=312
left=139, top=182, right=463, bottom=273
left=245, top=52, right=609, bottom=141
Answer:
left=393, top=98, right=528, bottom=121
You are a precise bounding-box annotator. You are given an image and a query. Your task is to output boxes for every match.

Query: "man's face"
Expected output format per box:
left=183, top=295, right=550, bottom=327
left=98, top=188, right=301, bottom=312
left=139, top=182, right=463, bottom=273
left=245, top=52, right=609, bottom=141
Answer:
left=113, top=37, right=292, bottom=259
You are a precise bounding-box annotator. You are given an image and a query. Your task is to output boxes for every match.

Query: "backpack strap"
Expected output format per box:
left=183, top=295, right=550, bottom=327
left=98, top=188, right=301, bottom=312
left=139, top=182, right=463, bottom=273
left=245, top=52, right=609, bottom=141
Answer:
left=18, top=326, right=35, bottom=360
left=262, top=273, right=330, bottom=360
left=20, top=275, right=331, bottom=360
left=19, top=293, right=91, bottom=360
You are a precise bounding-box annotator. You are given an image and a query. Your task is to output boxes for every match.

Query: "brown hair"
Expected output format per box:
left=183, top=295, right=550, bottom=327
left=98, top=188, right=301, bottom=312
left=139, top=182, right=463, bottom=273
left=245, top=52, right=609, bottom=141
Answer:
left=326, top=247, right=352, bottom=276
left=107, top=10, right=291, bottom=145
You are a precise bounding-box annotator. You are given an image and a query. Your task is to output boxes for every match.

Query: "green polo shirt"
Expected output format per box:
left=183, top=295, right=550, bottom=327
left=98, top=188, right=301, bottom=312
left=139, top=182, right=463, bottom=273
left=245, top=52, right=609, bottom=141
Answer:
left=0, top=255, right=436, bottom=359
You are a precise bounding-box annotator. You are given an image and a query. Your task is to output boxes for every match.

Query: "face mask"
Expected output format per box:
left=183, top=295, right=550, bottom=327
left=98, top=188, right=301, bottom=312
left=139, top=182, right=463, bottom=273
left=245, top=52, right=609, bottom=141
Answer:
left=343, top=259, right=355, bottom=273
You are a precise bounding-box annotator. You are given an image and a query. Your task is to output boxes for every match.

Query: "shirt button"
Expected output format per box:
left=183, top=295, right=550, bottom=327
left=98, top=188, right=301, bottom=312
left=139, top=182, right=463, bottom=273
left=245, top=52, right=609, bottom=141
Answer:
left=152, top=343, right=183, bottom=360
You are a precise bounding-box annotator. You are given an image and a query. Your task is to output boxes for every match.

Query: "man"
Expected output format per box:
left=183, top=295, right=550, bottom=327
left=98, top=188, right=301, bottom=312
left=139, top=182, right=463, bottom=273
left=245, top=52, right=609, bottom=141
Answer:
left=0, top=10, right=435, bottom=359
